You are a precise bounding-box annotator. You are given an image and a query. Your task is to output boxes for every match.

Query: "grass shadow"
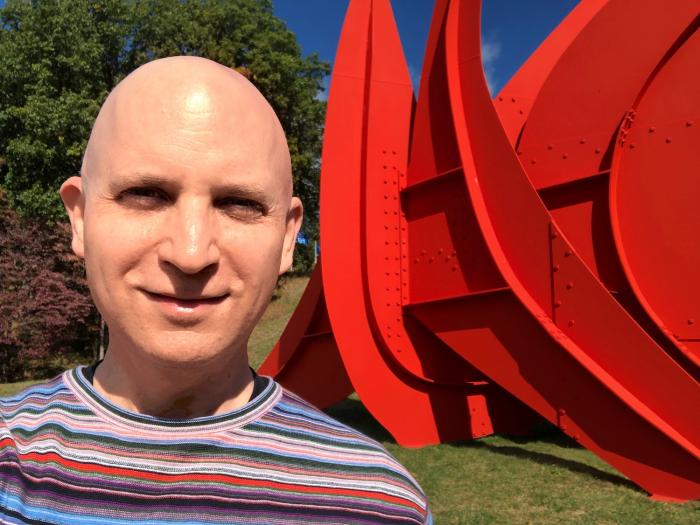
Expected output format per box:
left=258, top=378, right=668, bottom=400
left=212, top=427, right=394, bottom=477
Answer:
left=325, top=395, right=642, bottom=494
left=450, top=439, right=643, bottom=493
left=504, top=420, right=582, bottom=449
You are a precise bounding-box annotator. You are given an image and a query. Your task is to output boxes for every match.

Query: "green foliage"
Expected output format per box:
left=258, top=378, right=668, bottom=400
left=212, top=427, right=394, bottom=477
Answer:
left=0, top=0, right=328, bottom=266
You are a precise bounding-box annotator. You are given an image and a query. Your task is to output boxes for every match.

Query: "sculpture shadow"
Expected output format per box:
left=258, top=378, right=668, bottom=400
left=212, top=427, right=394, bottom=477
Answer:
left=325, top=396, right=642, bottom=494
left=449, top=439, right=642, bottom=493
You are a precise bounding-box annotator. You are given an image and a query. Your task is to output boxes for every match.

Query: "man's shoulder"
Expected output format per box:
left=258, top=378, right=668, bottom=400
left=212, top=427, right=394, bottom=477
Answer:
left=269, top=385, right=391, bottom=453
left=1, top=372, right=72, bottom=423
left=260, top=383, right=430, bottom=515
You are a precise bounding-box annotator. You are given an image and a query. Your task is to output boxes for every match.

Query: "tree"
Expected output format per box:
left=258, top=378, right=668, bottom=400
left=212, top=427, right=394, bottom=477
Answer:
left=0, top=191, right=97, bottom=383
left=0, top=0, right=328, bottom=271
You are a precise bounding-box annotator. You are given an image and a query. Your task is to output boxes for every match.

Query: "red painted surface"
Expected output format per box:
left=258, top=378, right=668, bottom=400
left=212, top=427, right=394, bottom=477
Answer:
left=259, top=0, right=700, bottom=501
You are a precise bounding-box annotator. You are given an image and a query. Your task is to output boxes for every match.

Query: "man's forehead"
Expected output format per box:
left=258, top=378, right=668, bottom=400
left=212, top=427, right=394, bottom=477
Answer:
left=83, top=57, right=292, bottom=198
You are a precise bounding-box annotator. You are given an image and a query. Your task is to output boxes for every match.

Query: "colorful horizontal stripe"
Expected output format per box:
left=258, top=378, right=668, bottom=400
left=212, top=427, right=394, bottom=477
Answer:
left=0, top=367, right=431, bottom=524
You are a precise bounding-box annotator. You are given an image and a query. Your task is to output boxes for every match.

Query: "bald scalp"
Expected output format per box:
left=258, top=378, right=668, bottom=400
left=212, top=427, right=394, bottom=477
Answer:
left=81, top=56, right=292, bottom=203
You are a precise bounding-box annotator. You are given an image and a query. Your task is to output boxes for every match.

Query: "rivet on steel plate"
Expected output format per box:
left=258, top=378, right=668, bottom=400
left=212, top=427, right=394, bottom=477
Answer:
left=547, top=144, right=553, bottom=150
left=686, top=121, right=693, bottom=127
left=568, top=320, right=576, bottom=327
left=688, top=318, right=695, bottom=325
left=666, top=137, right=672, bottom=143
left=579, top=139, right=586, bottom=145
left=648, top=126, right=655, bottom=133
left=594, top=147, right=601, bottom=154
left=564, top=250, right=572, bottom=257
left=566, top=282, right=574, bottom=290
left=562, top=153, right=568, bottom=159
left=553, top=265, right=560, bottom=272
left=554, top=300, right=562, bottom=308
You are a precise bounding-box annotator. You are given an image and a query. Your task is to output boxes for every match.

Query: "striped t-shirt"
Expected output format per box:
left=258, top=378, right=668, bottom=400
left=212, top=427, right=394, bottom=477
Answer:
left=0, top=366, right=431, bottom=524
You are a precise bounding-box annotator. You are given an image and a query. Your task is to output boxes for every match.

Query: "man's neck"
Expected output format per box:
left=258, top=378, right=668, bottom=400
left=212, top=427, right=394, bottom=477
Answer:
left=92, top=345, right=255, bottom=419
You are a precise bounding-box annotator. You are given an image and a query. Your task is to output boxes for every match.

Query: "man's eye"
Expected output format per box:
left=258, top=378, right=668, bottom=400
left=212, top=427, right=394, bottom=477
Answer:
left=116, top=187, right=169, bottom=209
left=218, top=198, right=266, bottom=219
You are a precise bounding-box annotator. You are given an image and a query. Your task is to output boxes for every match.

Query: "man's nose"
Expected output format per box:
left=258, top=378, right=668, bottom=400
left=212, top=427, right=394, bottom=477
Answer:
left=158, top=200, right=221, bottom=274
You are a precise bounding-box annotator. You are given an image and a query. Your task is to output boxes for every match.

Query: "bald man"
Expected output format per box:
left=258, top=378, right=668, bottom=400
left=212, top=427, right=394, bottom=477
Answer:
left=0, top=57, right=432, bottom=524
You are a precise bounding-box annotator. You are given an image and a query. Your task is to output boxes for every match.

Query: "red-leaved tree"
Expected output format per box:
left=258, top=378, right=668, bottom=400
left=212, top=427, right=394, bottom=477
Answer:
left=0, top=191, right=97, bottom=383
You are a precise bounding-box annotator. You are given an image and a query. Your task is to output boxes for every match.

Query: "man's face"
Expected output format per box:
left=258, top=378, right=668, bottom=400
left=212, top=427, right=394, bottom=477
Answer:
left=62, top=72, right=300, bottom=369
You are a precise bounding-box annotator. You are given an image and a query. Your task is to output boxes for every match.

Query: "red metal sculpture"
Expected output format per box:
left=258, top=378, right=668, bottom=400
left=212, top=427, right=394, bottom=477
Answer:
left=260, top=0, right=700, bottom=502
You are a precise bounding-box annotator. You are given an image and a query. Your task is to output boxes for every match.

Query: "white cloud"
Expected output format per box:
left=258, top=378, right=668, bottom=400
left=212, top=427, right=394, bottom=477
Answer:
left=481, top=36, right=502, bottom=95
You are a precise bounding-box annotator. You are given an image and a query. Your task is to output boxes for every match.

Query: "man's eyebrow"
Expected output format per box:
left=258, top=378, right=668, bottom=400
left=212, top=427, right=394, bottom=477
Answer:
left=109, top=173, right=174, bottom=189
left=214, top=183, right=270, bottom=203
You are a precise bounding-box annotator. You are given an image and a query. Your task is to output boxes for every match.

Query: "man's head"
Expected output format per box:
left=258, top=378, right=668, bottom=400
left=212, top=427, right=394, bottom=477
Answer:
left=60, top=56, right=302, bottom=370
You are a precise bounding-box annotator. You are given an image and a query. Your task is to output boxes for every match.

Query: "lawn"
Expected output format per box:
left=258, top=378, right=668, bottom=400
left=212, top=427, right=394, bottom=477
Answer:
left=2, top=276, right=698, bottom=524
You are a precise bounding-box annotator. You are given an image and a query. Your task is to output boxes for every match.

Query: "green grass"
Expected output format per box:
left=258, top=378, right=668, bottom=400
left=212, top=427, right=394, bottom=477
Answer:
left=247, top=275, right=310, bottom=369
left=3, top=276, right=699, bottom=523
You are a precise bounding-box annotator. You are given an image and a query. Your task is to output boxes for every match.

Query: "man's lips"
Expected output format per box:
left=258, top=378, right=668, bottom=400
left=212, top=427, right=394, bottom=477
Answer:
left=143, top=291, right=228, bottom=308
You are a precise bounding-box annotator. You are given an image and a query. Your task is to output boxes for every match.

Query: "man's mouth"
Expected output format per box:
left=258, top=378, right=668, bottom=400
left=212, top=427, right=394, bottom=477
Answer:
left=143, top=291, right=228, bottom=308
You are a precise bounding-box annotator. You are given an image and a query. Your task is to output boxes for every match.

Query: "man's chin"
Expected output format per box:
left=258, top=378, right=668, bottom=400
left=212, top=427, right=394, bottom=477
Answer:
left=129, top=335, right=242, bottom=370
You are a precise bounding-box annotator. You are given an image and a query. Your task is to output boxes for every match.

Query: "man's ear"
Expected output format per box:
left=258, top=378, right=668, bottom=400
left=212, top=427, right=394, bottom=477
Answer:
left=60, top=176, right=86, bottom=259
left=279, top=196, right=304, bottom=275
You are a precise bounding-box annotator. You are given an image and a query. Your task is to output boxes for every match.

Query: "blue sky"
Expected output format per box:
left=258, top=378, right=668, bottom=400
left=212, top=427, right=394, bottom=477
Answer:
left=0, top=0, right=579, bottom=95
left=273, top=0, right=580, bottom=96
